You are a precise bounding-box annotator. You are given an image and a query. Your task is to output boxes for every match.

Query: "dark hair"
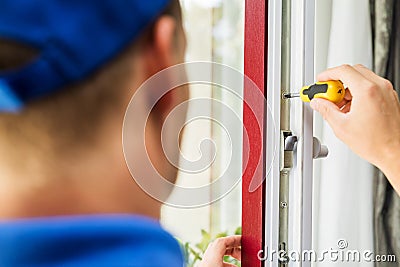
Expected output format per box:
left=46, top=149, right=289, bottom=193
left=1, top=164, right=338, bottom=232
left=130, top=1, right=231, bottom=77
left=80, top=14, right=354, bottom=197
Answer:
left=0, top=39, right=38, bottom=71
left=163, top=0, right=182, bottom=21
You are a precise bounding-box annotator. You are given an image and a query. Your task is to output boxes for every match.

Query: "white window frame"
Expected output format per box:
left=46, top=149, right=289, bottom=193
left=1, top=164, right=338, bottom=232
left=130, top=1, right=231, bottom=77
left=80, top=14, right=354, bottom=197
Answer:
left=265, top=1, right=315, bottom=266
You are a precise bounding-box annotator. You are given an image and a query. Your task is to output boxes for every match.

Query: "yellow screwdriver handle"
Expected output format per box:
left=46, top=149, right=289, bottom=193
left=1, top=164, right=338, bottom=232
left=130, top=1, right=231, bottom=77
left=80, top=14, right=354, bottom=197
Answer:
left=300, top=80, right=345, bottom=103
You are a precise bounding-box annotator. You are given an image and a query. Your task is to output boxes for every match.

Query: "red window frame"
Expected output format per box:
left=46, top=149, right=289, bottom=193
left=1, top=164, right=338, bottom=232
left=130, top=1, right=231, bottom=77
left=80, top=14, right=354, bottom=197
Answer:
left=242, top=0, right=267, bottom=266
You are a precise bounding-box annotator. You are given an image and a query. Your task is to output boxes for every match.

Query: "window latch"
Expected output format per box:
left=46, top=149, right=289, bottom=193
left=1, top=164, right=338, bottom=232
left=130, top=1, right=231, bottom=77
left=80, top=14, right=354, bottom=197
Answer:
left=282, top=135, right=329, bottom=170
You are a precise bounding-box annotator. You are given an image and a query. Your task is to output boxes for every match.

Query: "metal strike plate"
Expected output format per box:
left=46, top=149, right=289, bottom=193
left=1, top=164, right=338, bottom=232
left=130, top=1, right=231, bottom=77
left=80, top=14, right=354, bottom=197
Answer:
left=281, top=132, right=298, bottom=170
left=283, top=150, right=294, bottom=170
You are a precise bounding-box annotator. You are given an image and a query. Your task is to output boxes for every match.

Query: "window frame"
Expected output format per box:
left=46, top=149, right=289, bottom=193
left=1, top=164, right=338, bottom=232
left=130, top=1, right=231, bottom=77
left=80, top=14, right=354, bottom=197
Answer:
left=242, top=0, right=316, bottom=266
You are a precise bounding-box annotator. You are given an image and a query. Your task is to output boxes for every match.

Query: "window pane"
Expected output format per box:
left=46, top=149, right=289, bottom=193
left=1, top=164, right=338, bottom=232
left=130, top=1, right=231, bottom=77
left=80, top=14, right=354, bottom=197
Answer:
left=161, top=0, right=244, bottom=244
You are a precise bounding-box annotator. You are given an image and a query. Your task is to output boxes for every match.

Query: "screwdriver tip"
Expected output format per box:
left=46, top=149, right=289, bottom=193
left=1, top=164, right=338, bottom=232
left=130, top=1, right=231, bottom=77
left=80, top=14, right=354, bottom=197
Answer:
left=283, top=93, right=291, bottom=99
left=283, top=93, right=300, bottom=99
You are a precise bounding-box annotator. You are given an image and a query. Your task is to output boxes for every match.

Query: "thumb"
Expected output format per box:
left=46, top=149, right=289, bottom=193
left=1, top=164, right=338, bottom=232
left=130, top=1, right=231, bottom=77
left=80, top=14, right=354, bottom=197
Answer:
left=310, top=98, right=345, bottom=128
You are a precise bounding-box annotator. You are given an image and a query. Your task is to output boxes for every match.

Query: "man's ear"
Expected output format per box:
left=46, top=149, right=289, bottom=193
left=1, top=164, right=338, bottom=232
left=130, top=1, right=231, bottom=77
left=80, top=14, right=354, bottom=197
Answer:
left=143, top=15, right=187, bottom=125
left=152, top=16, right=178, bottom=69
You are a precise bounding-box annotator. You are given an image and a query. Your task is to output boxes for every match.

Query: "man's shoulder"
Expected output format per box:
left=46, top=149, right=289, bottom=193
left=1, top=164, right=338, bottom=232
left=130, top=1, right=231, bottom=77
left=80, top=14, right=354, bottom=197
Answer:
left=0, top=214, right=184, bottom=267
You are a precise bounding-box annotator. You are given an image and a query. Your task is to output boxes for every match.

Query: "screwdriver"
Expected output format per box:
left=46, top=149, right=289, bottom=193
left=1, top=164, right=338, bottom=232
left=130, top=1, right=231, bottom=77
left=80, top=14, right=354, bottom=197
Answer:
left=284, top=80, right=345, bottom=104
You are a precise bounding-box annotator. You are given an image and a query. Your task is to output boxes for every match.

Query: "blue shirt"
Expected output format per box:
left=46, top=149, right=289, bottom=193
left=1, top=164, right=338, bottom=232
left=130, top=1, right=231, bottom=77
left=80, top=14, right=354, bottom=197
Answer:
left=0, top=214, right=184, bottom=267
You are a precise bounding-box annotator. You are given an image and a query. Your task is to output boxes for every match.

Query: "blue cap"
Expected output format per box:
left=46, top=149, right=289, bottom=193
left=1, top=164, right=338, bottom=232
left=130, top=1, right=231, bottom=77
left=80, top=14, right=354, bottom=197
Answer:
left=0, top=0, right=170, bottom=112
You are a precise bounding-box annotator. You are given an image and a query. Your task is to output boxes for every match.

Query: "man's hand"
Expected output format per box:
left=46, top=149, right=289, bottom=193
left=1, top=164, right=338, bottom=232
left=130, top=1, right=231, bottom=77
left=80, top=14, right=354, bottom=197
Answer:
left=310, top=64, right=400, bottom=194
left=198, top=235, right=241, bottom=267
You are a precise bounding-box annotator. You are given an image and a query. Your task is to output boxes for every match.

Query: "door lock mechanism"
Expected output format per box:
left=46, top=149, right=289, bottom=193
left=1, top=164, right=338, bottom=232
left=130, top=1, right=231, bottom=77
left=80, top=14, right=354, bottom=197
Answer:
left=281, top=134, right=328, bottom=169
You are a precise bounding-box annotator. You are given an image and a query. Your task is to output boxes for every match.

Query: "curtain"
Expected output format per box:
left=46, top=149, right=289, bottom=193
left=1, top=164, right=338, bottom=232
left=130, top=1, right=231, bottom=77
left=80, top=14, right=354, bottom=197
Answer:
left=371, top=0, right=400, bottom=266
left=314, top=0, right=375, bottom=266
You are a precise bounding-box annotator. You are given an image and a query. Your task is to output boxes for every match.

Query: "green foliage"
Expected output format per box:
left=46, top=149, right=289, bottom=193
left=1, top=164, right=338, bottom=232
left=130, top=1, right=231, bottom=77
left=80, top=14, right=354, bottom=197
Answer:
left=177, top=227, right=242, bottom=267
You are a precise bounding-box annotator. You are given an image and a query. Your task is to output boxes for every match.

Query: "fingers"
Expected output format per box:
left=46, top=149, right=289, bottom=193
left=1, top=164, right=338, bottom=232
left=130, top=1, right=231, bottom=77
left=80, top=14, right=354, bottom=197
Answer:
left=392, top=89, right=399, bottom=100
left=335, top=89, right=352, bottom=110
left=219, top=235, right=241, bottom=260
left=200, top=236, right=242, bottom=267
left=310, top=98, right=346, bottom=130
left=344, top=88, right=352, bottom=101
left=317, top=64, right=376, bottom=97
left=340, top=102, right=352, bottom=113
left=352, top=64, right=389, bottom=90
left=225, top=246, right=242, bottom=261
left=212, top=235, right=241, bottom=252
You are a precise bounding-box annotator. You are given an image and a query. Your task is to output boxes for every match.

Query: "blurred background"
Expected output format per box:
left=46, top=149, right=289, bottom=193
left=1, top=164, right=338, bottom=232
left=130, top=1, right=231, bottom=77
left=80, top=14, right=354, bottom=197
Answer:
left=161, top=0, right=245, bottom=244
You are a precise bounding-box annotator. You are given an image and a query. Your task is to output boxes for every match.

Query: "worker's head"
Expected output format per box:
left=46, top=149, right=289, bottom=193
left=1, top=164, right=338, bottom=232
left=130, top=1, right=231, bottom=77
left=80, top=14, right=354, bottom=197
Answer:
left=0, top=0, right=188, bottom=218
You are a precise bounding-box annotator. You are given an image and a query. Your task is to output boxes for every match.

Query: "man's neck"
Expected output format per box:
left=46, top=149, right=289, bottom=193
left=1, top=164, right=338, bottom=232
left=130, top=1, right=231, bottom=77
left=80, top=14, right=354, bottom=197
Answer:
left=0, top=115, right=162, bottom=220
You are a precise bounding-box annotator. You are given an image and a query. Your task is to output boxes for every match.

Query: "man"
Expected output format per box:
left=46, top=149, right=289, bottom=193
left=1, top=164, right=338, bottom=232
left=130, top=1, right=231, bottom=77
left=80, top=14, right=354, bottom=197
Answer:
left=0, top=1, right=240, bottom=266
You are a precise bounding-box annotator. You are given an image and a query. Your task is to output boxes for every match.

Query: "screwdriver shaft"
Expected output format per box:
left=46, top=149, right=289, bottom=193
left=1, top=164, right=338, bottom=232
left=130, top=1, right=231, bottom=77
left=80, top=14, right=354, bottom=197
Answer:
left=283, top=93, right=300, bottom=99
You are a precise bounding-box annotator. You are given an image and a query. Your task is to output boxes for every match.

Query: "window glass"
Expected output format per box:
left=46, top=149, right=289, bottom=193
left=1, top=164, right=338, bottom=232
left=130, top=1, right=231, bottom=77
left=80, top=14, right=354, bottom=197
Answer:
left=161, top=0, right=245, bottom=243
